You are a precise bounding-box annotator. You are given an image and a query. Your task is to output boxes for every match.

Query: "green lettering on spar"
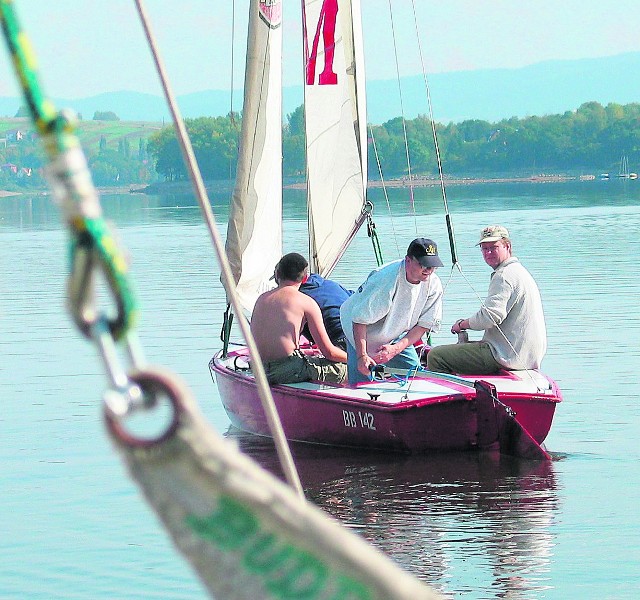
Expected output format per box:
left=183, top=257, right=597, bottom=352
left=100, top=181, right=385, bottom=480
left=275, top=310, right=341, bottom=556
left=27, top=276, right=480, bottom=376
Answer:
left=186, top=495, right=257, bottom=550
left=185, top=497, right=374, bottom=599
left=245, top=535, right=326, bottom=598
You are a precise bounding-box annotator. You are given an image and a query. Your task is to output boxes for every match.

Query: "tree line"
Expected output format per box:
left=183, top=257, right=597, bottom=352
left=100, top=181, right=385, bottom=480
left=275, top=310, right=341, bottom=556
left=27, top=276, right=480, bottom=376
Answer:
left=145, top=101, right=640, bottom=181
left=3, top=101, right=640, bottom=191
left=0, top=123, right=153, bottom=190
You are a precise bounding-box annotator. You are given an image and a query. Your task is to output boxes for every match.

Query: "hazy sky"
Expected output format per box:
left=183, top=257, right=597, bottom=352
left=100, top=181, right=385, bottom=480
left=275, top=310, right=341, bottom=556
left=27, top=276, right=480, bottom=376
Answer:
left=1, top=0, right=639, bottom=99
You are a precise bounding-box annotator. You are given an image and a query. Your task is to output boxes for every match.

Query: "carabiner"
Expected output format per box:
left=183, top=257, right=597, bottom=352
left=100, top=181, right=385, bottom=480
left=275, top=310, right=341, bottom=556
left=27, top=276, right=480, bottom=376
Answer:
left=67, top=226, right=131, bottom=341
left=92, top=316, right=146, bottom=418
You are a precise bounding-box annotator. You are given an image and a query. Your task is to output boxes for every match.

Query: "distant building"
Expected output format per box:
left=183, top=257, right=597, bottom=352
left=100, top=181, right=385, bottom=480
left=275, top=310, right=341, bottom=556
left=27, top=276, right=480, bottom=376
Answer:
left=6, top=129, right=25, bottom=142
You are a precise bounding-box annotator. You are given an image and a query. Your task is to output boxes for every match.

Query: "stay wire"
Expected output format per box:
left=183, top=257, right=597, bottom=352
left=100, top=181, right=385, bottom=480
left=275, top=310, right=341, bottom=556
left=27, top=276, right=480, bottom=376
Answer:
left=133, top=0, right=304, bottom=499
left=230, top=0, right=236, bottom=121
left=368, top=124, right=402, bottom=261
left=409, top=0, right=458, bottom=266
left=387, top=0, right=417, bottom=234
left=0, top=1, right=141, bottom=408
left=404, top=3, right=539, bottom=387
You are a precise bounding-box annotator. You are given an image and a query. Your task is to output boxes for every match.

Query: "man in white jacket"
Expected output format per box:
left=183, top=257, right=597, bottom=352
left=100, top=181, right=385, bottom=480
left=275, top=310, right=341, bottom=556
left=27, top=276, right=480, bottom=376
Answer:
left=340, top=238, right=443, bottom=385
left=427, top=225, right=547, bottom=375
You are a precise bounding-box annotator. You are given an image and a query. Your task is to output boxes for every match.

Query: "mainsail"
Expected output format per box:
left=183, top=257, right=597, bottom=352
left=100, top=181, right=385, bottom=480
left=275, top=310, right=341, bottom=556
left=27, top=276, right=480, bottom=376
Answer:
left=303, top=0, right=368, bottom=275
left=225, top=0, right=368, bottom=313
left=225, top=0, right=283, bottom=314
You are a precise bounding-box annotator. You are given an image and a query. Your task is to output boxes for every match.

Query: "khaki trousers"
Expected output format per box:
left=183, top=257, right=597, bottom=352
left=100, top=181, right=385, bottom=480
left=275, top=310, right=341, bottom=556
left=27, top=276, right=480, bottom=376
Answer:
left=426, top=341, right=502, bottom=375
left=262, top=350, right=347, bottom=385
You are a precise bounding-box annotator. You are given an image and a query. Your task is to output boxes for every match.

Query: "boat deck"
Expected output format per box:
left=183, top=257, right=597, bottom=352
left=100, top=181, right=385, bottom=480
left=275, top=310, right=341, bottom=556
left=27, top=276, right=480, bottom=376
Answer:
left=214, top=348, right=561, bottom=407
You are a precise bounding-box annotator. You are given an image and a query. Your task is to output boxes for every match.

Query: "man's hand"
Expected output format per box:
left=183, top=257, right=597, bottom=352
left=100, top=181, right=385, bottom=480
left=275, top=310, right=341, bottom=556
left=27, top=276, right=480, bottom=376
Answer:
left=371, top=343, right=399, bottom=364
left=357, top=352, right=376, bottom=376
left=451, top=319, right=467, bottom=334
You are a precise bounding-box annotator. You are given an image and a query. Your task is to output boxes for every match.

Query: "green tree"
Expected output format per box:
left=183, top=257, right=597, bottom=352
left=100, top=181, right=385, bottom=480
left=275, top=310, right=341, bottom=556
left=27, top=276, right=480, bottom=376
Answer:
left=93, top=111, right=120, bottom=121
left=147, top=115, right=239, bottom=181
left=283, top=106, right=306, bottom=176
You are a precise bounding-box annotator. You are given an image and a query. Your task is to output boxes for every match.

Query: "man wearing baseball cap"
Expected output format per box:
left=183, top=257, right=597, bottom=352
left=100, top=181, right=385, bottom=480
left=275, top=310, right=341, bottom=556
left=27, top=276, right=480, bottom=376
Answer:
left=427, top=225, right=547, bottom=374
left=340, top=238, right=443, bottom=384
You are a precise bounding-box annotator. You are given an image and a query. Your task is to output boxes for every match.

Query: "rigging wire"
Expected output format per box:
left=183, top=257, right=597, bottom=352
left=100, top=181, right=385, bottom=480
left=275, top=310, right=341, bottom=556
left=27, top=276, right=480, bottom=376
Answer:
left=409, top=0, right=458, bottom=266
left=229, top=0, right=236, bottom=122
left=0, top=0, right=144, bottom=416
left=133, top=0, right=304, bottom=499
left=387, top=0, right=418, bottom=235
left=404, top=1, right=540, bottom=386
left=369, top=124, right=402, bottom=261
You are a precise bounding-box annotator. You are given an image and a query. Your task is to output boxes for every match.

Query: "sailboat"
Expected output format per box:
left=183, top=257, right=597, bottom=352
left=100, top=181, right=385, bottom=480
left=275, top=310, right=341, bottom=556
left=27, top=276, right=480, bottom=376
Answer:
left=617, top=155, right=638, bottom=179
left=209, top=0, right=561, bottom=459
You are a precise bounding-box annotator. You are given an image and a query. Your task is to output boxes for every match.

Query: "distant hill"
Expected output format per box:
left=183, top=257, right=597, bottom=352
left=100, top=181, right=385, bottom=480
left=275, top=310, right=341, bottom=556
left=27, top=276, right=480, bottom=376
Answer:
left=1, top=52, right=639, bottom=125
left=0, top=116, right=162, bottom=153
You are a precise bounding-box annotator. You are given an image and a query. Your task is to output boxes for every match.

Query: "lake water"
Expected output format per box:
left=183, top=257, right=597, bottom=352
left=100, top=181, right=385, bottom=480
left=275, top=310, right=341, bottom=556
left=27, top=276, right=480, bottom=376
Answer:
left=1, top=180, right=639, bottom=599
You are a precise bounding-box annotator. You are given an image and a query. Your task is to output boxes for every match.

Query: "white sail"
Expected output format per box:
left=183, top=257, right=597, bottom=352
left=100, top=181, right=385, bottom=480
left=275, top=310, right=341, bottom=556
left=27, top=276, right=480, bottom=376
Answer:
left=225, top=0, right=283, bottom=314
left=302, top=0, right=368, bottom=276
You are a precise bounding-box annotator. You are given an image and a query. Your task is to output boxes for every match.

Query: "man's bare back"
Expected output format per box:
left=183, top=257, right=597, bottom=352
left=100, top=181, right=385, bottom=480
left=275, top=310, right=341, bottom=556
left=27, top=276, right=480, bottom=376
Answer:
left=251, top=274, right=347, bottom=364
left=249, top=253, right=347, bottom=385
left=251, top=285, right=308, bottom=361
left=252, top=285, right=347, bottom=362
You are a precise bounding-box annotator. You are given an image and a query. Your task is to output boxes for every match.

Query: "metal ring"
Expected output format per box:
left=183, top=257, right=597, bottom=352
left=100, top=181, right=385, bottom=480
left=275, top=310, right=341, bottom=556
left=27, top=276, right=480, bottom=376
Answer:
left=104, top=367, right=184, bottom=448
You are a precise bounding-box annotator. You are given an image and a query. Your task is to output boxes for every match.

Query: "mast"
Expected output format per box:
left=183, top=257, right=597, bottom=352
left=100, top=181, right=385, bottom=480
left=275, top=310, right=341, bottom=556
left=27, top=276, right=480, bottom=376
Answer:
left=224, top=0, right=283, bottom=314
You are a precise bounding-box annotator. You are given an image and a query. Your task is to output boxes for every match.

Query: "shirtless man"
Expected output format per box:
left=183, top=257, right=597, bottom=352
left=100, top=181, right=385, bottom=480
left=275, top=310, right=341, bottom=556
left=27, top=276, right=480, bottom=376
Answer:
left=250, top=252, right=347, bottom=385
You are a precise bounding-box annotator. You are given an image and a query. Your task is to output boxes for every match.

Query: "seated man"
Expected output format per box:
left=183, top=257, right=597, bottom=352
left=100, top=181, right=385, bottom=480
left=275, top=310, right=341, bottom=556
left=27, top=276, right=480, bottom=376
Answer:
left=427, top=225, right=546, bottom=375
left=300, top=274, right=353, bottom=350
left=340, top=238, right=443, bottom=385
left=250, top=253, right=348, bottom=385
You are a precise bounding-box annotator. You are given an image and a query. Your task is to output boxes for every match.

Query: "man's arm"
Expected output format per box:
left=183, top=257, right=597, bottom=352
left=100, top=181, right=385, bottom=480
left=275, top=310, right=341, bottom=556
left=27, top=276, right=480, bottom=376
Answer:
left=305, top=298, right=347, bottom=362
left=372, top=325, right=428, bottom=364
left=353, top=322, right=376, bottom=376
left=468, top=273, right=512, bottom=330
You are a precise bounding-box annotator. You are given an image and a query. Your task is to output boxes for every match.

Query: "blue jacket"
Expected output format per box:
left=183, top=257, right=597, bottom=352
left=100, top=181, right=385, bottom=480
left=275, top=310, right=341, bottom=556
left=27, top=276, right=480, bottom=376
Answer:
left=300, top=274, right=353, bottom=345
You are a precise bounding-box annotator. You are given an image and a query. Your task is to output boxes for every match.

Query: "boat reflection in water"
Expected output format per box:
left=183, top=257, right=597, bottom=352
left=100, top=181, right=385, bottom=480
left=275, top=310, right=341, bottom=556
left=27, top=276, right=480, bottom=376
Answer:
left=227, top=428, right=559, bottom=598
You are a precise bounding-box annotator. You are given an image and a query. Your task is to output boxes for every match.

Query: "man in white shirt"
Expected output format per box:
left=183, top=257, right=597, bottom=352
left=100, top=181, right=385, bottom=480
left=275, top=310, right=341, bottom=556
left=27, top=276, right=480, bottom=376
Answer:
left=340, top=238, right=443, bottom=385
left=427, top=225, right=547, bottom=375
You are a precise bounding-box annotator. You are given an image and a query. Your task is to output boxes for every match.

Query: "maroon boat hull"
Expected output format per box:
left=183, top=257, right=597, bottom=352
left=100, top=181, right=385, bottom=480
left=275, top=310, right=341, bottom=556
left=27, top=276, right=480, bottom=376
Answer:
left=210, top=351, right=560, bottom=456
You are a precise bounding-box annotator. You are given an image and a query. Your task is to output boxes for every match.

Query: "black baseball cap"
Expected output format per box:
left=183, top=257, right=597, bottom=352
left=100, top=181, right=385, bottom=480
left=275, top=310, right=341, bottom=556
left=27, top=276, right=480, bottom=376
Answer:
left=407, top=238, right=443, bottom=268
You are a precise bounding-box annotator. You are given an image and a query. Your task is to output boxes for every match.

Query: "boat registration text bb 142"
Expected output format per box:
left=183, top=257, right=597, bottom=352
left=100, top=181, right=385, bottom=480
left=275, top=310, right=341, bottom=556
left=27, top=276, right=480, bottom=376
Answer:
left=342, top=410, right=376, bottom=430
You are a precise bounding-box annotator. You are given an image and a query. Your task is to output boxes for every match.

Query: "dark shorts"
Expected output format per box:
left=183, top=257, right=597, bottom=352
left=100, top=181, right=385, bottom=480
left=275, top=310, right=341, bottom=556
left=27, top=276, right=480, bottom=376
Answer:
left=262, top=350, right=347, bottom=385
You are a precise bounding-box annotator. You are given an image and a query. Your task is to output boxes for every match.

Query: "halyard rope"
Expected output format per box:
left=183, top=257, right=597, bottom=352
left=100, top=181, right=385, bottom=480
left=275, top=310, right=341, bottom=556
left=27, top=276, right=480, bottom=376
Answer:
left=132, top=0, right=303, bottom=497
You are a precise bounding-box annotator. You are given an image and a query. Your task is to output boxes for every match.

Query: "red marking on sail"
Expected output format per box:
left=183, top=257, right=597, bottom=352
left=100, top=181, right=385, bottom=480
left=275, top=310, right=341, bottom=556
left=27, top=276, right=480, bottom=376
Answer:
left=304, top=0, right=338, bottom=85
left=259, top=0, right=282, bottom=28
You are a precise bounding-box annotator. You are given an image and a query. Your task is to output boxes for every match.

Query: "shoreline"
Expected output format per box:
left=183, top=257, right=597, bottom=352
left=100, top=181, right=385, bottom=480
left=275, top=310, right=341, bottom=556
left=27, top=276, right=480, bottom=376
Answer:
left=0, top=185, right=147, bottom=198
left=288, top=174, right=592, bottom=190
left=0, top=174, right=603, bottom=198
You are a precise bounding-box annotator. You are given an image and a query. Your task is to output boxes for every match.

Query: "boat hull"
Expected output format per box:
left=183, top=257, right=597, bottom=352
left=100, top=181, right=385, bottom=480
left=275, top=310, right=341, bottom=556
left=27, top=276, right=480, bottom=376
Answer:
left=210, top=348, right=560, bottom=455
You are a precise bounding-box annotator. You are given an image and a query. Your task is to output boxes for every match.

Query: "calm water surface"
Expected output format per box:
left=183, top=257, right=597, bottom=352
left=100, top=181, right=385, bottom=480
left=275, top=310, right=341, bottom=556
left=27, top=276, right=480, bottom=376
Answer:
left=1, top=181, right=639, bottom=599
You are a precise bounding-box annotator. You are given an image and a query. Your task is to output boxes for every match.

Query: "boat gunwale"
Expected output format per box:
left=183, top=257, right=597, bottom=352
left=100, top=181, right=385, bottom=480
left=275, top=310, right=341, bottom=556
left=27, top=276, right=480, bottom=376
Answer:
left=209, top=352, right=560, bottom=413
left=210, top=354, right=475, bottom=409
